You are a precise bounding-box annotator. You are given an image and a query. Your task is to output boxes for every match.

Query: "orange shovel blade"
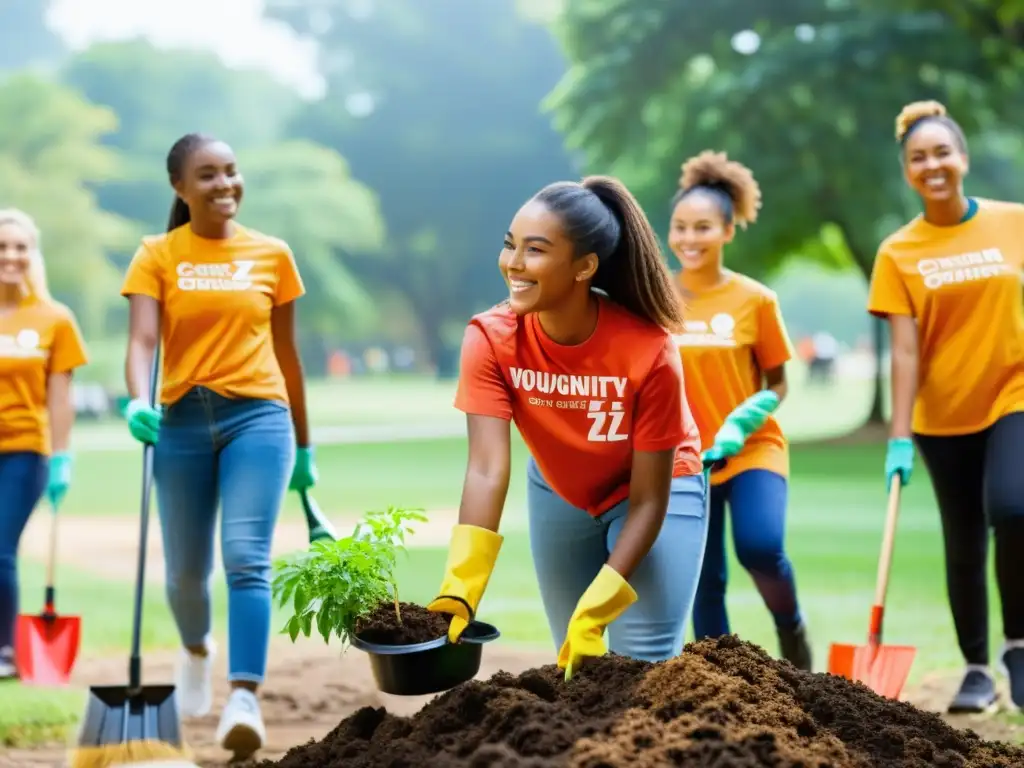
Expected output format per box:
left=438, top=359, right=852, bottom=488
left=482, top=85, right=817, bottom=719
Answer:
left=13, top=613, right=81, bottom=686
left=828, top=641, right=916, bottom=700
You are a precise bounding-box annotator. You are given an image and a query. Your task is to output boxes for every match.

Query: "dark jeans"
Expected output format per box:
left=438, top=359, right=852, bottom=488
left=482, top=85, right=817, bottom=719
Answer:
left=692, top=469, right=803, bottom=639
left=0, top=451, right=48, bottom=650
left=915, top=411, right=1024, bottom=666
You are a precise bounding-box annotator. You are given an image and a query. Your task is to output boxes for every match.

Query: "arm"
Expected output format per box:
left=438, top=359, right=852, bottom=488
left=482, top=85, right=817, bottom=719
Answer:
left=271, top=300, right=310, bottom=447
left=47, top=372, right=75, bottom=452
left=763, top=364, right=788, bottom=402
left=605, top=447, right=675, bottom=579
left=888, top=314, right=919, bottom=439
left=457, top=414, right=511, bottom=532
left=125, top=294, right=160, bottom=402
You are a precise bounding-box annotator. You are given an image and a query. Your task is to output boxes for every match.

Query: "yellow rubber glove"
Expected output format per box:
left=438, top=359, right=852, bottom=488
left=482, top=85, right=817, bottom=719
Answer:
left=426, top=524, right=504, bottom=642
left=558, top=564, right=638, bottom=681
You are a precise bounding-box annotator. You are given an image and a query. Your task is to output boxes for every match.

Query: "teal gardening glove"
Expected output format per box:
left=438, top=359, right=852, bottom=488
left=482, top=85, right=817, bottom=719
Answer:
left=47, top=452, right=72, bottom=508
left=289, top=446, right=318, bottom=491
left=702, top=390, right=780, bottom=464
left=124, top=397, right=162, bottom=445
left=885, top=437, right=914, bottom=490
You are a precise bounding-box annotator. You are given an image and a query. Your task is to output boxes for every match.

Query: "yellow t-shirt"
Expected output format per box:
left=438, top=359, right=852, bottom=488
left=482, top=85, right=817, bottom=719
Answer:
left=120, top=224, right=305, bottom=406
left=0, top=296, right=89, bottom=455
left=674, top=272, right=793, bottom=485
left=867, top=198, right=1024, bottom=436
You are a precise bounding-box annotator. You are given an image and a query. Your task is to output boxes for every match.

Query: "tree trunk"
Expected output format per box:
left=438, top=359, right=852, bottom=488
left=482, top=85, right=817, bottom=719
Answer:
left=845, top=232, right=887, bottom=425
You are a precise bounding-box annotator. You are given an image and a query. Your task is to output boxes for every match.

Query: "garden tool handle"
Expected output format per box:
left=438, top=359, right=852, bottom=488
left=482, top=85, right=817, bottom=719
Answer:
left=43, top=498, right=59, bottom=617
left=128, top=341, right=161, bottom=694
left=868, top=481, right=902, bottom=646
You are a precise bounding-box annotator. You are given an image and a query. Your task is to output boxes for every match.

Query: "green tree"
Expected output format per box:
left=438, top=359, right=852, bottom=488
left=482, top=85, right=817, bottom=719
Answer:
left=0, top=73, right=138, bottom=334
left=544, top=0, right=1023, bottom=422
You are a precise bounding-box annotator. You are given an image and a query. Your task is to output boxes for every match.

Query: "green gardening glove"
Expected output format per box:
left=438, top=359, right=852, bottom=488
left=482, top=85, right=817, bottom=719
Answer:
left=289, top=446, right=318, bottom=491
left=124, top=397, right=162, bottom=445
left=703, top=390, right=780, bottom=462
left=46, top=452, right=72, bottom=508
left=885, top=437, right=914, bottom=490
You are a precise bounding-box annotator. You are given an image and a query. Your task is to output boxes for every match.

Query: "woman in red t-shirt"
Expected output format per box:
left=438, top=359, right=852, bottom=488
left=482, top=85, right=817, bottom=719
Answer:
left=427, top=175, right=708, bottom=677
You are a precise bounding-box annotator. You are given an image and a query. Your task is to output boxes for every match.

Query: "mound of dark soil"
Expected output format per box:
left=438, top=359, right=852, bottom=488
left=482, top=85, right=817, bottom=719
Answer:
left=260, top=635, right=1024, bottom=767
left=353, top=602, right=451, bottom=646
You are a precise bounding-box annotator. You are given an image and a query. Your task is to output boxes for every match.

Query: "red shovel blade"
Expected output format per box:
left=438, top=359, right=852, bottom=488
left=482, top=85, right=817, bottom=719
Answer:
left=13, top=612, right=81, bottom=686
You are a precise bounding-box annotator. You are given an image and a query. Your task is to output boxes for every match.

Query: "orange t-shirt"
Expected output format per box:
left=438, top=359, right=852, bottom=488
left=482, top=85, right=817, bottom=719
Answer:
left=0, top=297, right=89, bottom=455
left=674, top=272, right=793, bottom=485
left=120, top=224, right=305, bottom=406
left=867, top=198, right=1024, bottom=436
left=454, top=296, right=703, bottom=517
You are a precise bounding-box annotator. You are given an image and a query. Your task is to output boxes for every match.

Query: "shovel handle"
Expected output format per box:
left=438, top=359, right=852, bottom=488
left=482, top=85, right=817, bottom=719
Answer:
left=44, top=498, right=59, bottom=610
left=869, top=481, right=902, bottom=645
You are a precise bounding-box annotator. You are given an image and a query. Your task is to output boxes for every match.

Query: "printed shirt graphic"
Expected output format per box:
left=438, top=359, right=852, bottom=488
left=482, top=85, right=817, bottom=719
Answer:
left=867, top=198, right=1024, bottom=436
left=120, top=224, right=305, bottom=406
left=0, top=297, right=89, bottom=455
left=454, top=296, right=702, bottom=517
left=674, top=273, right=793, bottom=485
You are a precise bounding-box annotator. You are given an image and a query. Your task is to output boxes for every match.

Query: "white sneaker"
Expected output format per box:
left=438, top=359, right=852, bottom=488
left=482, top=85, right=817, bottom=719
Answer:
left=0, top=646, right=16, bottom=679
left=215, top=688, right=265, bottom=760
left=174, top=641, right=215, bottom=718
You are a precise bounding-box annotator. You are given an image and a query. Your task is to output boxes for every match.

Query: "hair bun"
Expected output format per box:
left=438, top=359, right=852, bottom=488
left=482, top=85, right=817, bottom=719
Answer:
left=678, top=150, right=762, bottom=228
left=895, top=100, right=947, bottom=141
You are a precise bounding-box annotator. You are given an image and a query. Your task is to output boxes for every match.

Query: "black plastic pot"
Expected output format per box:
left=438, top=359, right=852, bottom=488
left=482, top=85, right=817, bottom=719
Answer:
left=350, top=620, right=501, bottom=696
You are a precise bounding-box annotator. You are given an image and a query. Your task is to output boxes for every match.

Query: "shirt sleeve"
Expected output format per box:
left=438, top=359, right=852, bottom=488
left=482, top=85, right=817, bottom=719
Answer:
left=754, top=291, right=794, bottom=371
left=49, top=309, right=89, bottom=375
left=275, top=243, right=306, bottom=306
left=632, top=337, right=688, bottom=452
left=120, top=242, right=163, bottom=300
left=453, top=321, right=513, bottom=420
left=867, top=247, right=913, bottom=318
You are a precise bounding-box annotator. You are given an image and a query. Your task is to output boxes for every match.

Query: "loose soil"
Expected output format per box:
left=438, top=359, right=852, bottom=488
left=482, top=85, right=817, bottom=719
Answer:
left=261, top=635, right=1024, bottom=768
left=354, top=602, right=451, bottom=646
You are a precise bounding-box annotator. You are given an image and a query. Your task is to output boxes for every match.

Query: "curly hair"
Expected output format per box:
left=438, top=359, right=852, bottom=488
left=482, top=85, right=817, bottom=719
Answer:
left=895, top=100, right=967, bottom=152
left=670, top=150, right=762, bottom=229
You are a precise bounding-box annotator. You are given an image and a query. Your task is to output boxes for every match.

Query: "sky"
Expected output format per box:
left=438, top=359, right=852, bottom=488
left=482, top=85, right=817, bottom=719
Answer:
left=46, top=0, right=326, bottom=99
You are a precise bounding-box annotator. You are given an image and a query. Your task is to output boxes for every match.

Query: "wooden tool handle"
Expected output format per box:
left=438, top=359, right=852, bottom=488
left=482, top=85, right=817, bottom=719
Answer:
left=44, top=498, right=58, bottom=615
left=869, top=481, right=902, bottom=644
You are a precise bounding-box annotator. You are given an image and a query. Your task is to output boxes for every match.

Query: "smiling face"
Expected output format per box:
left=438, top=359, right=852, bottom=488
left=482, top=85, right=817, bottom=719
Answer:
left=498, top=199, right=596, bottom=315
left=667, top=190, right=734, bottom=272
left=902, top=120, right=969, bottom=204
left=0, top=221, right=32, bottom=290
left=173, top=140, right=244, bottom=224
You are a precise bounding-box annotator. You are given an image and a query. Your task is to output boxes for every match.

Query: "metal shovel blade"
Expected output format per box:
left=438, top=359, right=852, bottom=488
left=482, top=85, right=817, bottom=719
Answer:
left=76, top=684, right=182, bottom=750
left=828, top=641, right=917, bottom=700
left=14, top=612, right=81, bottom=686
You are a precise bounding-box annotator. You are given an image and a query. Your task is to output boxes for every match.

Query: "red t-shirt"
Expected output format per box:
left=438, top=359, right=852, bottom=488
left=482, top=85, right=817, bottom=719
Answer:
left=454, top=296, right=703, bottom=517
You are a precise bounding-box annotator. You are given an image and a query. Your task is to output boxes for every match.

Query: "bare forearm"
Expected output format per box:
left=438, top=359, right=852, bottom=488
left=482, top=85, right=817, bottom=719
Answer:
left=890, top=350, right=918, bottom=439
left=125, top=339, right=157, bottom=401
left=278, top=347, right=310, bottom=446
left=457, top=469, right=509, bottom=533
left=605, top=501, right=666, bottom=580
left=48, top=378, right=74, bottom=453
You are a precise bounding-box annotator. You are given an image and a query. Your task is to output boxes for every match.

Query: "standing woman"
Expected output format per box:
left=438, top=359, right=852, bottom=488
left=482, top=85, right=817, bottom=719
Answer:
left=668, top=151, right=812, bottom=671
left=0, top=208, right=88, bottom=679
left=426, top=176, right=708, bottom=676
left=120, top=133, right=317, bottom=759
left=868, top=100, right=1024, bottom=714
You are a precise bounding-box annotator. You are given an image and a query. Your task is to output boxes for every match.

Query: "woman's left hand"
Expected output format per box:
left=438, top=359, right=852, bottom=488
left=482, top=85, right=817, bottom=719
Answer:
left=289, top=445, right=318, bottom=491
left=47, top=452, right=72, bottom=508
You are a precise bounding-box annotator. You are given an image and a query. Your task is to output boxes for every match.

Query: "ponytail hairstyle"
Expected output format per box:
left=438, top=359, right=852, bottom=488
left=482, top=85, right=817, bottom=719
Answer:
left=895, top=100, right=968, bottom=158
left=532, top=175, right=685, bottom=333
left=165, top=132, right=215, bottom=232
left=0, top=208, right=51, bottom=301
left=670, top=150, right=762, bottom=229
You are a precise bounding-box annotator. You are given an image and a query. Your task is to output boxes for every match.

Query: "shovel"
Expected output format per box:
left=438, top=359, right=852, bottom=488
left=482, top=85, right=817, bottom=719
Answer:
left=828, top=481, right=916, bottom=700
left=70, top=346, right=186, bottom=768
left=300, top=489, right=338, bottom=543
left=14, top=497, right=81, bottom=686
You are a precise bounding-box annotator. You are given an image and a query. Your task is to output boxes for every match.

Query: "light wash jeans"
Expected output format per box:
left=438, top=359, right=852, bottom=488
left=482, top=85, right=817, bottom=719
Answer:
left=526, top=456, right=709, bottom=662
left=154, top=387, right=294, bottom=684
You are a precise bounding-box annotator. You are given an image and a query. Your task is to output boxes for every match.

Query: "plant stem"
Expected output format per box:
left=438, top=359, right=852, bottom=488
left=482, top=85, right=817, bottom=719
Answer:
left=393, top=585, right=402, bottom=625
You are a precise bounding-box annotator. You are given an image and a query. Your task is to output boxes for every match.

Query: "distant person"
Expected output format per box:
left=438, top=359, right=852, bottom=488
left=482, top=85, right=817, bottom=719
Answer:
left=809, top=331, right=838, bottom=385
left=667, top=151, right=812, bottom=671
left=0, top=209, right=88, bottom=679
left=426, top=176, right=708, bottom=677
left=868, top=100, right=1024, bottom=714
left=120, top=133, right=317, bottom=759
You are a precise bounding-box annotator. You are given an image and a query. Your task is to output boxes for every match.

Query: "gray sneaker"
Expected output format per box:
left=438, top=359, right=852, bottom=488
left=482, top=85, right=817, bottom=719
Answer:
left=777, top=622, right=813, bottom=672
left=947, top=665, right=998, bottom=714
left=0, top=646, right=16, bottom=679
left=999, top=642, right=1024, bottom=712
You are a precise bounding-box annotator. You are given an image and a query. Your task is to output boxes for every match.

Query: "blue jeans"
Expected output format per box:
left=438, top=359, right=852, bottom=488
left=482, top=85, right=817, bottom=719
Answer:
left=154, top=387, right=294, bottom=684
left=692, top=469, right=803, bottom=638
left=526, top=457, right=708, bottom=662
left=0, top=451, right=48, bottom=650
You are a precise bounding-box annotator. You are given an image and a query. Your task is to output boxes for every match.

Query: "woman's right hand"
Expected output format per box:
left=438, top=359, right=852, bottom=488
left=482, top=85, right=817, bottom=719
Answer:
left=884, top=437, right=914, bottom=490
left=124, top=397, right=162, bottom=445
